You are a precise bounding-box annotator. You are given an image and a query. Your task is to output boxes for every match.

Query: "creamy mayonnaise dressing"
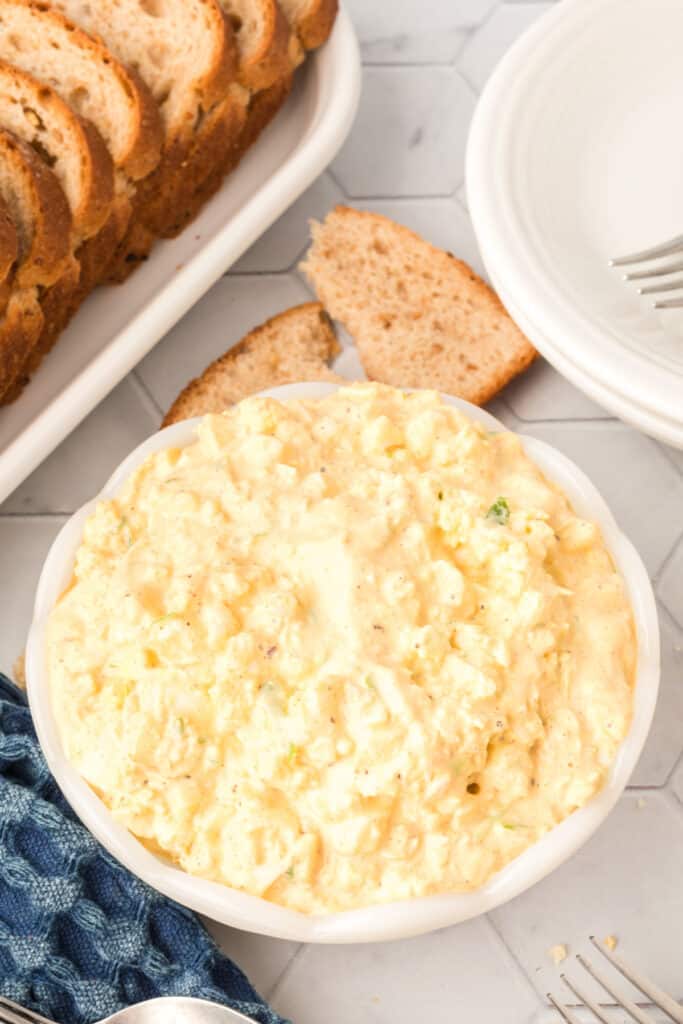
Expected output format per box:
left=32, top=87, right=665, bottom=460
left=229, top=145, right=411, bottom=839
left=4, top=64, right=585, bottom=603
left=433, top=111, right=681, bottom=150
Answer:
left=47, top=384, right=635, bottom=912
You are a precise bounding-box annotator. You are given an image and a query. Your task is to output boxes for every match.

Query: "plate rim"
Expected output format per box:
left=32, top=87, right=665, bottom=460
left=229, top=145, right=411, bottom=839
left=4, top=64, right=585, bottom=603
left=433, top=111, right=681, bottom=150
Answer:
left=466, top=0, right=683, bottom=432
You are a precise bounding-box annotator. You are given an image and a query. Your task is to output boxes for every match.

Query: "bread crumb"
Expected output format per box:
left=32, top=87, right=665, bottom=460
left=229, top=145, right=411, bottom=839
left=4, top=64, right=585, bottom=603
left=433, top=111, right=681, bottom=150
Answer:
left=637, top=798, right=647, bottom=809
left=12, top=654, right=26, bottom=689
left=604, top=935, right=618, bottom=951
left=549, top=944, right=568, bottom=964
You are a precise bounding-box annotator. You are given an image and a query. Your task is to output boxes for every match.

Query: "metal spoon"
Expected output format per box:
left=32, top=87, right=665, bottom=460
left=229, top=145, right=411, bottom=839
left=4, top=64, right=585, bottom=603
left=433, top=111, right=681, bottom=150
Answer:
left=0, top=995, right=256, bottom=1023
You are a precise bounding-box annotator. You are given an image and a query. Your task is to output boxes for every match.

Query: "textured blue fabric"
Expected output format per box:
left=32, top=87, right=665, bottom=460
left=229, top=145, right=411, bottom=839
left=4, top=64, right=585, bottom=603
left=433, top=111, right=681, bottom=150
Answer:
left=0, top=674, right=291, bottom=1024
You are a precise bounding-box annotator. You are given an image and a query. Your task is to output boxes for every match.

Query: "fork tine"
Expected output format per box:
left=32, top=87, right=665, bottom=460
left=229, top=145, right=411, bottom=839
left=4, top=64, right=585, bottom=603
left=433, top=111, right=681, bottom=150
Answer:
left=610, top=234, right=683, bottom=266
left=560, top=973, right=613, bottom=1024
left=654, top=296, right=683, bottom=309
left=590, top=937, right=683, bottom=1023
left=625, top=259, right=683, bottom=281
left=576, top=954, right=657, bottom=1024
left=547, top=991, right=584, bottom=1023
left=638, top=277, right=683, bottom=295
left=0, top=999, right=54, bottom=1024
left=0, top=1008, right=42, bottom=1024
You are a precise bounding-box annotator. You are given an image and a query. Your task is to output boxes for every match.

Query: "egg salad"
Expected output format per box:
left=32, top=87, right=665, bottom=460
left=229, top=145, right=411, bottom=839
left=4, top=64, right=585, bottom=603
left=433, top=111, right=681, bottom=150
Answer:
left=47, top=383, right=636, bottom=913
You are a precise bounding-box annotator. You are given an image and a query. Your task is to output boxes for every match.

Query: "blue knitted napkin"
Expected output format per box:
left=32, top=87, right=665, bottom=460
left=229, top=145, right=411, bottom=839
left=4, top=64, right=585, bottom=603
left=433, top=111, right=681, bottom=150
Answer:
left=0, top=673, right=291, bottom=1024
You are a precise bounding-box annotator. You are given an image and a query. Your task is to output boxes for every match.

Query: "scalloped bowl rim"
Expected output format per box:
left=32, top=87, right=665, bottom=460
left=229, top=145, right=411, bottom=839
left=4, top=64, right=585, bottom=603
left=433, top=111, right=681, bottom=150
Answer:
left=26, top=383, right=660, bottom=943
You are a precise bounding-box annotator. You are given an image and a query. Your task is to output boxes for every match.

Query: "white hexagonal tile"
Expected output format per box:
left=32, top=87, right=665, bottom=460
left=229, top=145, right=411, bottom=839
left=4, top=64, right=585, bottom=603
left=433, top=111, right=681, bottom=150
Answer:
left=459, top=3, right=555, bottom=92
left=344, top=196, right=487, bottom=279
left=136, top=273, right=312, bottom=415
left=504, top=359, right=614, bottom=422
left=343, top=0, right=497, bottom=64
left=271, top=918, right=539, bottom=1024
left=491, top=792, right=683, bottom=1004
left=659, top=442, right=683, bottom=477
left=1, top=378, right=158, bottom=516
left=203, top=921, right=300, bottom=999
left=233, top=174, right=344, bottom=274
left=0, top=516, right=66, bottom=677
left=331, top=67, right=476, bottom=198
left=631, top=608, right=683, bottom=786
left=521, top=421, right=683, bottom=576
left=657, top=538, right=683, bottom=630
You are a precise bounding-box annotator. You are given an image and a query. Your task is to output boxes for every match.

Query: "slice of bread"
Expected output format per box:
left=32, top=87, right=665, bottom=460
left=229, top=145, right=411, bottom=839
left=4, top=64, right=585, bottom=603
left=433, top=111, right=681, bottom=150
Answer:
left=163, top=301, right=343, bottom=426
left=146, top=0, right=305, bottom=240
left=0, top=0, right=164, bottom=284
left=0, top=0, right=162, bottom=183
left=0, top=61, right=115, bottom=400
left=301, top=207, right=537, bottom=406
left=279, top=0, right=338, bottom=49
left=0, top=128, right=73, bottom=291
left=220, top=0, right=300, bottom=91
left=0, top=191, right=17, bottom=309
left=0, top=60, right=114, bottom=245
left=51, top=0, right=238, bottom=240
left=0, top=289, right=44, bottom=402
left=0, top=128, right=78, bottom=403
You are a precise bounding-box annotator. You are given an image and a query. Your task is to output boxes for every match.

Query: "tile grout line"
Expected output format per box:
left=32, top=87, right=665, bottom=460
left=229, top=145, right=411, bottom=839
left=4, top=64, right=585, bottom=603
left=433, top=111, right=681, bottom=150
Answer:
left=266, top=942, right=306, bottom=1005
left=652, top=529, right=683, bottom=593
left=485, top=911, right=547, bottom=1006
left=0, top=513, right=69, bottom=522
left=130, top=369, right=164, bottom=419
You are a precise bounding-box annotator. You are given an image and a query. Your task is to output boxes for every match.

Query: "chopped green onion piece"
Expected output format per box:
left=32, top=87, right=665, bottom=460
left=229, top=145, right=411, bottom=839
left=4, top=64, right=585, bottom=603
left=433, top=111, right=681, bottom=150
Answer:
left=487, top=497, right=510, bottom=525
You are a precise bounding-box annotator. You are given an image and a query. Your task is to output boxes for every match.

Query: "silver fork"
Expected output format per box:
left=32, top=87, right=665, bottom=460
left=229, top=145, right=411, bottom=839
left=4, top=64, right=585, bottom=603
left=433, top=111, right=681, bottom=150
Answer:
left=610, top=234, right=683, bottom=309
left=0, top=995, right=254, bottom=1023
left=549, top=936, right=683, bottom=1023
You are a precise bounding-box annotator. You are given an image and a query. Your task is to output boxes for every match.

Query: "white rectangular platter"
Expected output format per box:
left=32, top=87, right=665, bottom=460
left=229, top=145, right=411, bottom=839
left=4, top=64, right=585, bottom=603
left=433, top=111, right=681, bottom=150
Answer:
left=0, top=9, right=360, bottom=504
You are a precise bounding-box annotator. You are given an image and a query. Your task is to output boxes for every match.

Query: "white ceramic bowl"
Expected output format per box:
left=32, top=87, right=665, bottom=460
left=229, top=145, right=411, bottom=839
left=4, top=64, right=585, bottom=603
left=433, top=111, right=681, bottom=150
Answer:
left=466, top=0, right=683, bottom=448
left=26, top=383, right=660, bottom=943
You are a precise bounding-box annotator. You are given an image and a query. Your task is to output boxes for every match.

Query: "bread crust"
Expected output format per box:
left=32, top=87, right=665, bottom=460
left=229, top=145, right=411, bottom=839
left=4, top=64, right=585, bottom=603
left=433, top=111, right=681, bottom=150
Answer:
left=0, top=287, right=43, bottom=402
left=0, top=129, right=73, bottom=290
left=284, top=0, right=338, bottom=48
left=163, top=301, right=341, bottom=425
left=0, top=192, right=17, bottom=292
left=226, top=0, right=298, bottom=92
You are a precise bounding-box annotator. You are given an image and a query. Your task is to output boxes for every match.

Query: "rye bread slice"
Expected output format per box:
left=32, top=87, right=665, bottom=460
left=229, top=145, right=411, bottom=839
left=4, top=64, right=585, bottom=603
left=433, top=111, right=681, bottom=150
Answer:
left=301, top=207, right=537, bottom=406
left=163, top=301, right=342, bottom=426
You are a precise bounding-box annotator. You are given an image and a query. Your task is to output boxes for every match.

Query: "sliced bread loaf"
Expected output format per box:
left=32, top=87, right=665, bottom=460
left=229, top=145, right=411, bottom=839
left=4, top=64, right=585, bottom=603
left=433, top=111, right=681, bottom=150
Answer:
left=0, top=61, right=115, bottom=400
left=301, top=207, right=537, bottom=406
left=50, top=0, right=239, bottom=239
left=279, top=0, right=338, bottom=49
left=163, top=301, right=342, bottom=426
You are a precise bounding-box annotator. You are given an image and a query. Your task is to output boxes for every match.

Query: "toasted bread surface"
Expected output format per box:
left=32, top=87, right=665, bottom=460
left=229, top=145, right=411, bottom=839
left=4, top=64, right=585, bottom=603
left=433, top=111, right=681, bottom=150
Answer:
left=301, top=207, right=537, bottom=406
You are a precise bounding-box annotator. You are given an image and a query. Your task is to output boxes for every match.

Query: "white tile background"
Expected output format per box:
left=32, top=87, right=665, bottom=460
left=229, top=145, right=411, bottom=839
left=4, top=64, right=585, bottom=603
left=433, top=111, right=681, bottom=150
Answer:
left=2, top=2, right=682, bottom=1021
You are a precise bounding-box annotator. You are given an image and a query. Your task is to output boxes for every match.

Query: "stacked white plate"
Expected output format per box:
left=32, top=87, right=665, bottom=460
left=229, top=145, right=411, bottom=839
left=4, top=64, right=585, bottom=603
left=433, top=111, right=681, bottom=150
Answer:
left=467, top=0, right=683, bottom=449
